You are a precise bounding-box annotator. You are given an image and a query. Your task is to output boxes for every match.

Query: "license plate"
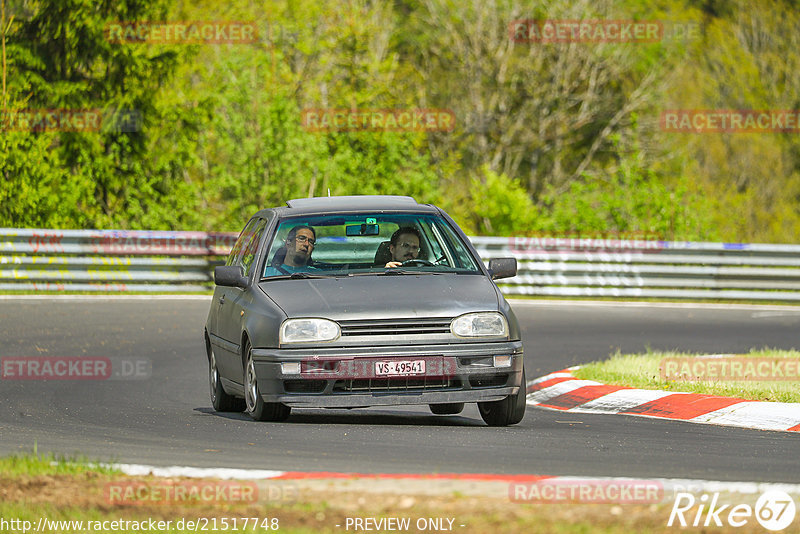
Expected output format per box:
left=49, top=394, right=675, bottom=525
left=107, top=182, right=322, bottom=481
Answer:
left=375, top=360, right=425, bottom=376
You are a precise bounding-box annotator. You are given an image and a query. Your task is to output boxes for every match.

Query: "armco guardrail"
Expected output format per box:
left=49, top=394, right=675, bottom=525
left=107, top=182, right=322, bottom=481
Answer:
left=0, top=229, right=237, bottom=292
left=473, top=236, right=800, bottom=301
left=1, top=229, right=800, bottom=300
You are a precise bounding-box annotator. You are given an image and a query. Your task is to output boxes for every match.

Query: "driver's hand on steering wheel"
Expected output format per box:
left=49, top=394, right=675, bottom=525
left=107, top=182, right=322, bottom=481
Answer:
left=384, top=261, right=402, bottom=268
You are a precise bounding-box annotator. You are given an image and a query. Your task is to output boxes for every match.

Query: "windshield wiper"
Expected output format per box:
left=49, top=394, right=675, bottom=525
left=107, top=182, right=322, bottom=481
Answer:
left=378, top=269, right=443, bottom=276
left=263, top=272, right=338, bottom=280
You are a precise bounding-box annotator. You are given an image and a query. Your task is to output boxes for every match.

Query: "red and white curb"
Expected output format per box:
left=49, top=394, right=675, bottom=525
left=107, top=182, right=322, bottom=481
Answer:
left=101, top=463, right=556, bottom=484
left=526, top=367, right=800, bottom=432
left=102, top=463, right=800, bottom=507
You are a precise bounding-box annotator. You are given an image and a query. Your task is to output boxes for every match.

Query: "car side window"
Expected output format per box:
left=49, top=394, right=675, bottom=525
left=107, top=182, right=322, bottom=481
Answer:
left=226, top=218, right=267, bottom=277
left=433, top=220, right=479, bottom=270
left=240, top=219, right=268, bottom=276
left=419, top=221, right=446, bottom=263
left=226, top=218, right=259, bottom=267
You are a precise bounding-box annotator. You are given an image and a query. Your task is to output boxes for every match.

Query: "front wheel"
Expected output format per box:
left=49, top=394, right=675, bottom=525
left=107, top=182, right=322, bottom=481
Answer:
left=244, top=342, right=291, bottom=422
left=478, top=368, right=527, bottom=426
left=209, top=344, right=244, bottom=412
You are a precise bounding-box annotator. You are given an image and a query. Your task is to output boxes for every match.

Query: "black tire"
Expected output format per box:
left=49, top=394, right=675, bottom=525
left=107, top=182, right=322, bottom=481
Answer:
left=429, top=403, right=465, bottom=415
left=244, top=341, right=291, bottom=422
left=208, top=341, right=245, bottom=412
left=478, top=368, right=527, bottom=426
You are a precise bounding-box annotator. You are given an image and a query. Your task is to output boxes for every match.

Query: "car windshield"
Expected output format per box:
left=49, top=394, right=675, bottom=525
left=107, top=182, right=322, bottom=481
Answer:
left=261, top=213, right=482, bottom=278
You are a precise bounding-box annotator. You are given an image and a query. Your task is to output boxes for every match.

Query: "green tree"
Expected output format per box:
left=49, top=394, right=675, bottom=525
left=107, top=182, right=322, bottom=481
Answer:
left=2, top=0, right=200, bottom=229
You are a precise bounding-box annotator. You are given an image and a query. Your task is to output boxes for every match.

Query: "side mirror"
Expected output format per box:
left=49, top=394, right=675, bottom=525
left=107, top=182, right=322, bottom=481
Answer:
left=215, top=265, right=248, bottom=288
left=488, top=258, right=517, bottom=280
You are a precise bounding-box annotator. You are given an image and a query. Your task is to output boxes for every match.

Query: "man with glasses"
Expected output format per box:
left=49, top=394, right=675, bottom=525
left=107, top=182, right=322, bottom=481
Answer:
left=264, top=225, right=318, bottom=276
left=384, top=227, right=422, bottom=268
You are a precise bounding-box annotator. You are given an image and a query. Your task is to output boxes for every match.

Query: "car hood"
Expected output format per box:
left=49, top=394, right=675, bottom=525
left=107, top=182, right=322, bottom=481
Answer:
left=258, top=273, right=500, bottom=320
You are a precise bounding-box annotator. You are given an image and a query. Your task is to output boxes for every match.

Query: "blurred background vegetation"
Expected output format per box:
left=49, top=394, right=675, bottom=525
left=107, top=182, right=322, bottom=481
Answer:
left=2, top=0, right=799, bottom=242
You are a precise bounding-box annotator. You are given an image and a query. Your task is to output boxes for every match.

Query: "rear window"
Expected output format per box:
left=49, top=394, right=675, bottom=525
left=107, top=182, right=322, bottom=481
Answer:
left=261, top=213, right=482, bottom=278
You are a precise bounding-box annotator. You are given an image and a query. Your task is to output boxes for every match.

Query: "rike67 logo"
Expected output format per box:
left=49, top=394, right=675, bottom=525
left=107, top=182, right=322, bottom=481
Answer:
left=668, top=491, right=796, bottom=531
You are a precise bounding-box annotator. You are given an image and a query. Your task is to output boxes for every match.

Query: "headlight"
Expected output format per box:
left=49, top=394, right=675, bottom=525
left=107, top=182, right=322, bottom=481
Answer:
left=280, top=318, right=340, bottom=344
left=451, top=312, right=508, bottom=337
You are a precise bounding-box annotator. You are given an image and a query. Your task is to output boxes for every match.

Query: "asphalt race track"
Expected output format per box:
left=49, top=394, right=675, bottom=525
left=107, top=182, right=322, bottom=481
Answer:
left=1, top=297, right=799, bottom=482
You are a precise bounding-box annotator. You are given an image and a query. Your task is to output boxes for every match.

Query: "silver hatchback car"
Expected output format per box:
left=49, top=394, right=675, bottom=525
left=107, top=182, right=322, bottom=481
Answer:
left=204, top=195, right=525, bottom=426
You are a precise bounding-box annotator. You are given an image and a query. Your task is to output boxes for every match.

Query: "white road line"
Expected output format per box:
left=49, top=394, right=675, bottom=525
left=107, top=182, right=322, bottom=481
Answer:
left=751, top=311, right=800, bottom=318
left=102, top=463, right=286, bottom=479
left=507, top=299, right=800, bottom=311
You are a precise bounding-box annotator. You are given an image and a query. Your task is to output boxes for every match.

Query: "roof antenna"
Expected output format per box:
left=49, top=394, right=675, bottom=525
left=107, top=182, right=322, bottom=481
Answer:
left=327, top=188, right=331, bottom=197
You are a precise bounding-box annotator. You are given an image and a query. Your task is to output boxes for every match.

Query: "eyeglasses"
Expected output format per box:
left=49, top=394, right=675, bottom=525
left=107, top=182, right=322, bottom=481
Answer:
left=397, top=242, right=420, bottom=252
left=293, top=235, right=316, bottom=245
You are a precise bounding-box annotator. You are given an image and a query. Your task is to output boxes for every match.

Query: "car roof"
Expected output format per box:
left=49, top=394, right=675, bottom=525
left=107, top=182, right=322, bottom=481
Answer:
left=253, top=195, right=440, bottom=218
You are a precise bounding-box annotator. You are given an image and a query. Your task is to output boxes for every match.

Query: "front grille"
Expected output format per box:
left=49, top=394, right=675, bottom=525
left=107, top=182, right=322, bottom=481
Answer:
left=469, top=374, right=509, bottom=388
left=338, top=318, right=453, bottom=337
left=333, top=377, right=461, bottom=393
left=284, top=380, right=326, bottom=394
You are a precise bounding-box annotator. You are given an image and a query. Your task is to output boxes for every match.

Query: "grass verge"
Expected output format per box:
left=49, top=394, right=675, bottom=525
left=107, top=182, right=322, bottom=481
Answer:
left=0, top=450, right=120, bottom=477
left=573, top=348, right=800, bottom=403
left=0, top=290, right=213, bottom=296
left=0, top=453, right=703, bottom=533
left=2, top=292, right=800, bottom=305
left=504, top=294, right=800, bottom=306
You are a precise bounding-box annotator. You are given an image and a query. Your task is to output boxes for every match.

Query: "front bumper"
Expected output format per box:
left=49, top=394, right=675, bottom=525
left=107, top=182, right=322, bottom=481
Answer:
left=250, top=341, right=523, bottom=408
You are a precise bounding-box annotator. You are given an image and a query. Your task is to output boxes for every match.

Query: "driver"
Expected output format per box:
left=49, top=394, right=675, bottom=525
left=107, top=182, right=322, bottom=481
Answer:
left=264, top=225, right=318, bottom=276
left=384, top=227, right=422, bottom=268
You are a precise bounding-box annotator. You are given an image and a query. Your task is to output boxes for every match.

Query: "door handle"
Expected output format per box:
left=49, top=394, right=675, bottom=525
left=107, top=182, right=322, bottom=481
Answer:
left=219, top=294, right=225, bottom=305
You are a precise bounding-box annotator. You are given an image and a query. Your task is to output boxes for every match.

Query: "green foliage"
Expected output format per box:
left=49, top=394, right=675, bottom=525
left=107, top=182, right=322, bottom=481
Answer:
left=1, top=0, right=799, bottom=244
left=534, top=139, right=717, bottom=240
left=2, top=0, right=199, bottom=230
left=0, top=125, right=75, bottom=227
left=466, top=166, right=537, bottom=236
left=170, top=0, right=440, bottom=231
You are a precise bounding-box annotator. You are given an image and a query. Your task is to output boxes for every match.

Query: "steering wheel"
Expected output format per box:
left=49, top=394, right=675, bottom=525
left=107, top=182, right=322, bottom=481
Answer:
left=401, top=259, right=434, bottom=266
